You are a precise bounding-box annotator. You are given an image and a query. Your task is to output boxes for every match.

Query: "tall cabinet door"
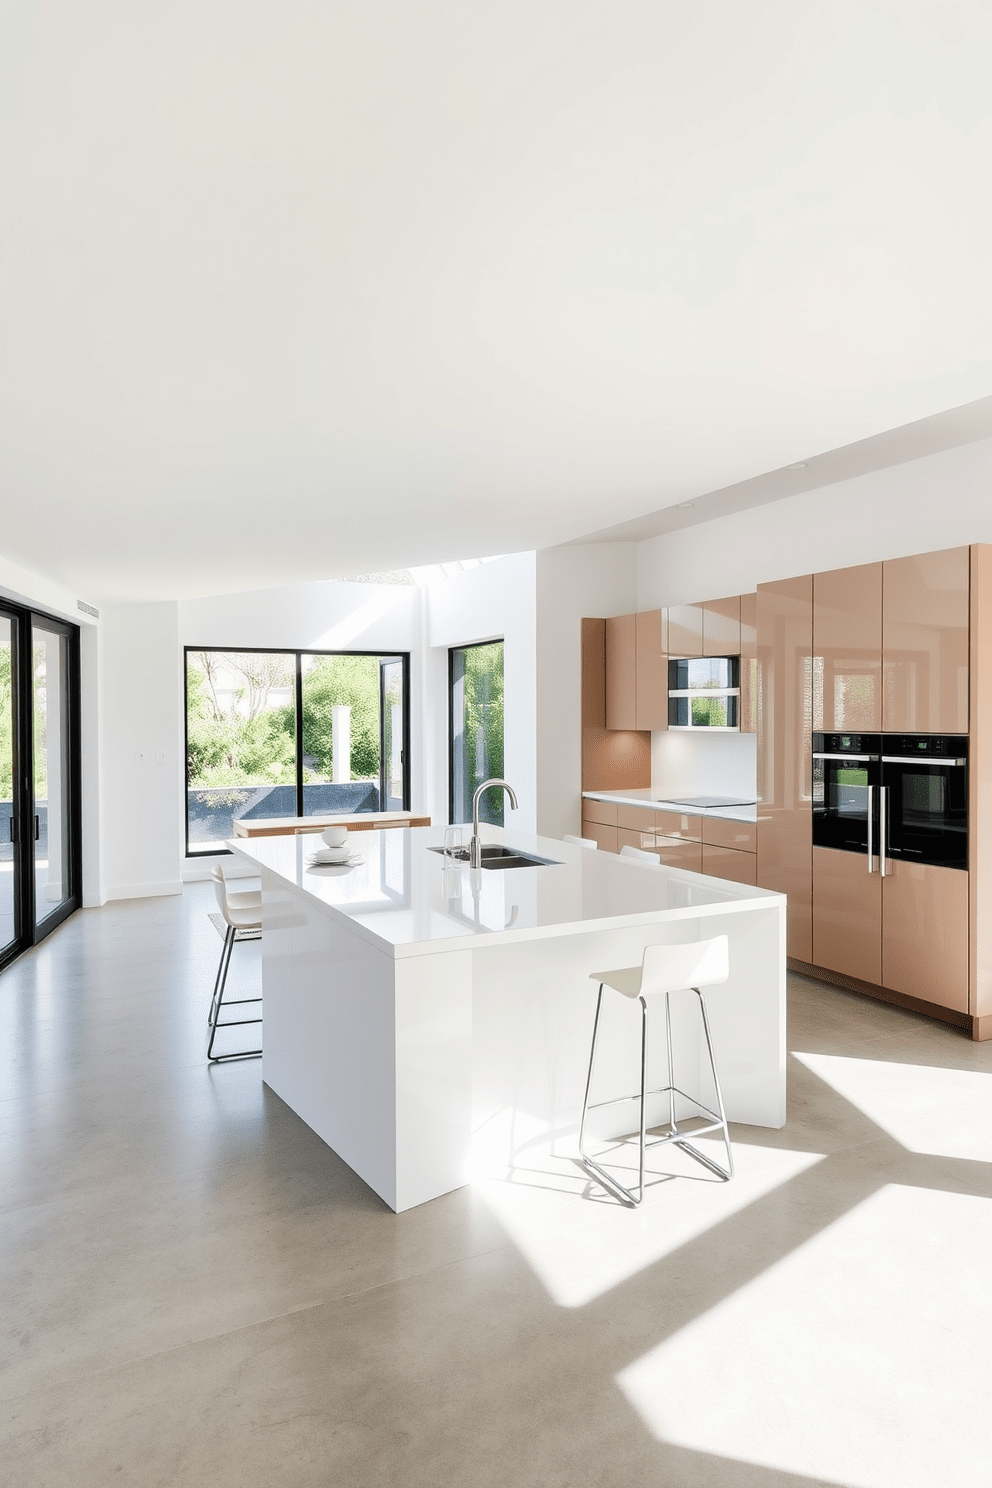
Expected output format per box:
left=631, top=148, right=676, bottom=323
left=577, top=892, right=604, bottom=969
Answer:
left=605, top=614, right=637, bottom=730
left=813, top=563, right=882, bottom=733
left=635, top=610, right=668, bottom=730
left=739, top=593, right=757, bottom=735
left=882, top=859, right=969, bottom=1013
left=882, top=547, right=969, bottom=734
left=757, top=575, right=813, bottom=961
left=812, top=845, right=882, bottom=984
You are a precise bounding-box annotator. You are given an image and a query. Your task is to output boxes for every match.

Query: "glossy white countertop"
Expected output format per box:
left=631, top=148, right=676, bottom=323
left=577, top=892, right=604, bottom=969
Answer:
left=582, top=788, right=760, bottom=824
left=228, top=825, right=782, bottom=959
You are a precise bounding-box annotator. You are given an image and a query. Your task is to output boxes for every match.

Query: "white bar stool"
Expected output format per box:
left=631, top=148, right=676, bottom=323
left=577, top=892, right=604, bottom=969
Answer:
left=564, top=834, right=598, bottom=849
left=208, top=862, right=262, bottom=1062
left=578, top=935, right=733, bottom=1206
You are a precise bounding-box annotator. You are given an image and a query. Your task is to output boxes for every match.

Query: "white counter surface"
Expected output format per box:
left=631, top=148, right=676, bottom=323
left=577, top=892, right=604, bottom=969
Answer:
left=228, top=825, right=779, bottom=959
left=229, top=825, right=786, bottom=1211
left=582, top=788, right=760, bottom=824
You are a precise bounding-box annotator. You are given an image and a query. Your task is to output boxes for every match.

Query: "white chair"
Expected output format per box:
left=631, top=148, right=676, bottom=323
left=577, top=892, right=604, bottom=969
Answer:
left=208, top=862, right=262, bottom=1062
left=620, top=843, right=660, bottom=862
left=564, top=834, right=598, bottom=849
left=578, top=935, right=733, bottom=1206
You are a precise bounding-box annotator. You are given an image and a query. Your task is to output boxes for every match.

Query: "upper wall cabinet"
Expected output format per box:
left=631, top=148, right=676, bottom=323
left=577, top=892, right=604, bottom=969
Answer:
left=605, top=613, right=638, bottom=730
left=813, top=562, right=883, bottom=733
left=581, top=618, right=606, bottom=729
left=739, top=592, right=757, bottom=735
left=882, top=547, right=969, bottom=734
left=667, top=604, right=703, bottom=658
left=701, top=595, right=741, bottom=656
left=635, top=610, right=668, bottom=731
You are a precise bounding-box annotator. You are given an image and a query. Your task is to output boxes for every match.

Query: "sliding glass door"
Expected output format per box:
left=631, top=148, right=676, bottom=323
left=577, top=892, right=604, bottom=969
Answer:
left=0, top=604, right=81, bottom=971
left=449, top=640, right=504, bottom=826
left=0, top=614, right=16, bottom=959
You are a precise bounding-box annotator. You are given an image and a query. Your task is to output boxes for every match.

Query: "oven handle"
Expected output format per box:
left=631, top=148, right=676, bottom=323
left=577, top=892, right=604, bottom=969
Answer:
left=881, top=756, right=967, bottom=766
left=812, top=753, right=876, bottom=761
left=879, top=785, right=887, bottom=877
left=867, top=785, right=874, bottom=873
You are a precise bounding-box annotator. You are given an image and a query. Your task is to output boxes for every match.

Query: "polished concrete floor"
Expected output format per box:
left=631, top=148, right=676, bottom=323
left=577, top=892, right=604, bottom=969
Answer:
left=1, top=885, right=990, bottom=1487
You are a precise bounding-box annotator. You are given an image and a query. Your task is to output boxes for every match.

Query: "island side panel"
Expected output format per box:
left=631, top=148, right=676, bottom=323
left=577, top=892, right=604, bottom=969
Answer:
left=393, top=950, right=473, bottom=1213
left=687, top=903, right=787, bottom=1129
left=260, top=874, right=400, bottom=1211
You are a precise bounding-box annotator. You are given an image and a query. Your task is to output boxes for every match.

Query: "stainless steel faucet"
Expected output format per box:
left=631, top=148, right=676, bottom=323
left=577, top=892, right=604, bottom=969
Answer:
left=469, top=779, right=518, bottom=868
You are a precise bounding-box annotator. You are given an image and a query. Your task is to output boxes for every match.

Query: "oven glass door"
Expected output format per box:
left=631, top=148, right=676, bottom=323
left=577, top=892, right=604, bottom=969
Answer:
left=882, top=760, right=968, bottom=870
left=813, top=754, right=878, bottom=854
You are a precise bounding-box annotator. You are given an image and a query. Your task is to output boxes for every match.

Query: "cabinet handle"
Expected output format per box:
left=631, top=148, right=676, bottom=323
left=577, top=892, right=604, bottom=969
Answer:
left=879, top=787, right=887, bottom=877
left=866, top=785, right=874, bottom=873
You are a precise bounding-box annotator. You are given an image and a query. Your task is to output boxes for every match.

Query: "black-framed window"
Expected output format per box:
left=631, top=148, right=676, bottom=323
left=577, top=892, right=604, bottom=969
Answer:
left=1, top=600, right=82, bottom=973
left=184, top=647, right=410, bottom=855
left=449, top=640, right=504, bottom=826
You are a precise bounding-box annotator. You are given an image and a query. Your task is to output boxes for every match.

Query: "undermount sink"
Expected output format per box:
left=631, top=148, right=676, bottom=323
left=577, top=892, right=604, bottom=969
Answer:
left=429, top=845, right=560, bottom=871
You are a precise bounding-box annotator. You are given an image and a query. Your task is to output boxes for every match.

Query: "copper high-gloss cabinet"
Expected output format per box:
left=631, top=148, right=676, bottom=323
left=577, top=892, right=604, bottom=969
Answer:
left=813, top=562, right=882, bottom=733
left=757, top=574, right=813, bottom=961
left=740, top=592, right=758, bottom=735
left=812, top=845, right=882, bottom=985
left=701, top=843, right=757, bottom=886
left=667, top=603, right=703, bottom=658
left=605, top=613, right=638, bottom=730
left=635, top=610, right=668, bottom=730
left=881, top=859, right=969, bottom=1013
left=653, top=834, right=702, bottom=873
left=882, top=547, right=969, bottom=734
left=701, top=596, right=741, bottom=657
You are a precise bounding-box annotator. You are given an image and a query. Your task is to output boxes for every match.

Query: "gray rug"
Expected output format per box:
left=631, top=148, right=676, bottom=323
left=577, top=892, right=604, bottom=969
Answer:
left=208, top=912, right=261, bottom=943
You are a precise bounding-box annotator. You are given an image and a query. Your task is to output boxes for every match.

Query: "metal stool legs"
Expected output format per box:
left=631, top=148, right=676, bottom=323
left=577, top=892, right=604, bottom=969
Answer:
left=578, top=981, right=733, bottom=1206
left=207, top=924, right=262, bottom=1063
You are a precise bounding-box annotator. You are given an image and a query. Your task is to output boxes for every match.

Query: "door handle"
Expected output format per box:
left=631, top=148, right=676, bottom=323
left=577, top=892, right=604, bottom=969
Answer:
left=866, top=785, right=874, bottom=873
left=878, top=787, right=887, bottom=877
left=34, top=814, right=40, bottom=842
left=8, top=815, right=15, bottom=843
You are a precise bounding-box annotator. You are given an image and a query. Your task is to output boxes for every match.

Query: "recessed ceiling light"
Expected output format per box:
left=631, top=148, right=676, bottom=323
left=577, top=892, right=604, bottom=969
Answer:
left=786, top=461, right=808, bottom=471
left=676, top=499, right=695, bottom=509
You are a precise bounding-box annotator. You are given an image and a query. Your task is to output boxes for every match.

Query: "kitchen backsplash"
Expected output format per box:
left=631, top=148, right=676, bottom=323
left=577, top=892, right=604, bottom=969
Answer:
left=651, top=729, right=757, bottom=800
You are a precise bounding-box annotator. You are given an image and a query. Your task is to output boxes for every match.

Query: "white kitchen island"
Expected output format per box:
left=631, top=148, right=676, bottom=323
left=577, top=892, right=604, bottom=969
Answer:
left=229, top=827, right=787, bottom=1213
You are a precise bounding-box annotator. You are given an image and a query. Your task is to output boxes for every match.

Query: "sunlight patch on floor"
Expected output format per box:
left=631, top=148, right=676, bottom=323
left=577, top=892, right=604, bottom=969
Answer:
left=475, top=1138, right=823, bottom=1308
left=617, top=1183, right=992, bottom=1488
left=795, top=1052, right=992, bottom=1162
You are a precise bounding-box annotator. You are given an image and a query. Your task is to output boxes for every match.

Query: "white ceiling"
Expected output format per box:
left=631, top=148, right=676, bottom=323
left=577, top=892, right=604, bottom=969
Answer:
left=3, top=3, right=992, bottom=603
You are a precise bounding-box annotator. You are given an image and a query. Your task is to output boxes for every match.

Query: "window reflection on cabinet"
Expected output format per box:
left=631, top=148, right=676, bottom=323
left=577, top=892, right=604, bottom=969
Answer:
left=882, top=547, right=969, bottom=734
left=813, top=562, right=882, bottom=733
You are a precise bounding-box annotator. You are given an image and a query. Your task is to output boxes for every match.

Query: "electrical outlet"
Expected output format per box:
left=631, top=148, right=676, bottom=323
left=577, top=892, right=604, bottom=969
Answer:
left=135, top=751, right=146, bottom=765
left=156, top=750, right=166, bottom=765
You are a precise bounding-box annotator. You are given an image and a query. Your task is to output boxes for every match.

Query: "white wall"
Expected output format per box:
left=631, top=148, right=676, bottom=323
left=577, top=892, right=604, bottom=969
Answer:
left=100, top=602, right=183, bottom=901
left=637, top=435, right=992, bottom=607
left=535, top=543, right=638, bottom=839
left=427, top=553, right=537, bottom=834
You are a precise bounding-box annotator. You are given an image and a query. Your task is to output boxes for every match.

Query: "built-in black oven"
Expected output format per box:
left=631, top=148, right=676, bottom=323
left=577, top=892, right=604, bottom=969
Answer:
left=880, top=735, right=968, bottom=871
left=812, top=733, right=881, bottom=856
left=813, top=732, right=968, bottom=872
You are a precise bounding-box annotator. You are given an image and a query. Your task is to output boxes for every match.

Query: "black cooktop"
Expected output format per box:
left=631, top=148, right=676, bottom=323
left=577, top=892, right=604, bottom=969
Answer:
left=666, top=795, right=757, bottom=809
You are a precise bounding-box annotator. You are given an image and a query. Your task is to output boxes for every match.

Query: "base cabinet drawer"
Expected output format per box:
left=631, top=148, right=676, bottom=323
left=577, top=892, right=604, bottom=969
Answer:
left=701, top=844, right=757, bottom=886
left=654, top=835, right=702, bottom=873
left=617, top=827, right=659, bottom=854
left=618, top=804, right=663, bottom=832
left=652, top=811, right=702, bottom=841
left=584, top=821, right=619, bottom=853
left=582, top=798, right=619, bottom=828
left=701, top=816, right=757, bottom=853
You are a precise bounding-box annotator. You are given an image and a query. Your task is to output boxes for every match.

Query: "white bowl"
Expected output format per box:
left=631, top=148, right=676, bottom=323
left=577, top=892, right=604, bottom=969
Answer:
left=313, top=844, right=351, bottom=861
left=321, top=826, right=349, bottom=848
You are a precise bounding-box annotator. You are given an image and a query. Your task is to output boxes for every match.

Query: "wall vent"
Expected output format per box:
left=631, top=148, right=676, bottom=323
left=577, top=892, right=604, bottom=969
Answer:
left=77, top=599, right=99, bottom=619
